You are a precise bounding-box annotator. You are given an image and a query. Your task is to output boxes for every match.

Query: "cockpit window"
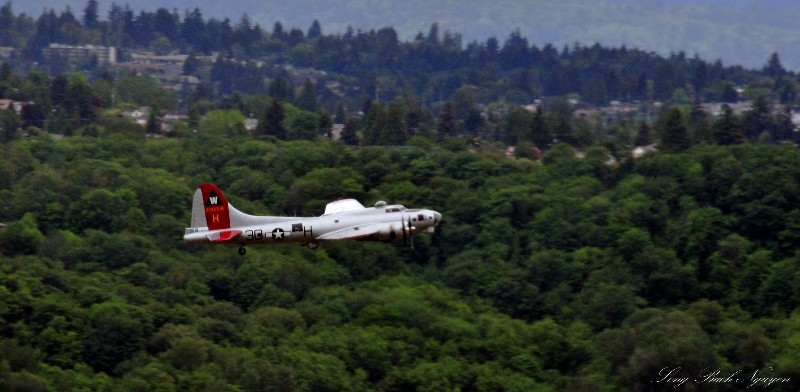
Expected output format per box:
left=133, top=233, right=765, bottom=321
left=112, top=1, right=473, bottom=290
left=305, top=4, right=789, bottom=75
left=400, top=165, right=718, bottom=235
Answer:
left=384, top=205, right=406, bottom=213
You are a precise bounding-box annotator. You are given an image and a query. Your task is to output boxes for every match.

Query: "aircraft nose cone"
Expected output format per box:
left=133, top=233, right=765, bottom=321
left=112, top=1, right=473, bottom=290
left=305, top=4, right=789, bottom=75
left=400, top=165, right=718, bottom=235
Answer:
left=433, top=211, right=442, bottom=227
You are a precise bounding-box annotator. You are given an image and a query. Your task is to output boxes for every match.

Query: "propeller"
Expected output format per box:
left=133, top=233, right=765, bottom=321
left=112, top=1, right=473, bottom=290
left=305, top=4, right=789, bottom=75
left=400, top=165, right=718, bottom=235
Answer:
left=431, top=211, right=442, bottom=232
left=402, top=214, right=416, bottom=248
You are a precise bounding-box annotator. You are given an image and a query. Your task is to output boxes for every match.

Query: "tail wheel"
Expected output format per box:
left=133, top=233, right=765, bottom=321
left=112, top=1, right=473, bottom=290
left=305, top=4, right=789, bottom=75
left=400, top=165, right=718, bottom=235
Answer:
left=307, top=242, right=319, bottom=249
left=238, top=247, right=246, bottom=255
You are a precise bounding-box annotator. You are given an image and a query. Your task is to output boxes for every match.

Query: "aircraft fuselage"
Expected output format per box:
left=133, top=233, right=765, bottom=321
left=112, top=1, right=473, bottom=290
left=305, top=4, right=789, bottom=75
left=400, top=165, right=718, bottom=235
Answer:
left=184, top=207, right=439, bottom=246
left=183, top=183, right=441, bottom=253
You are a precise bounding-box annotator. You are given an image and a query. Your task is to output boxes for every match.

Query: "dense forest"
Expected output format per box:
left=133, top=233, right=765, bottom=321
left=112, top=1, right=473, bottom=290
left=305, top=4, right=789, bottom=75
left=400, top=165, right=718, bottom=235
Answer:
left=0, top=2, right=799, bottom=391
left=1, top=0, right=800, bottom=155
left=2, top=123, right=800, bottom=391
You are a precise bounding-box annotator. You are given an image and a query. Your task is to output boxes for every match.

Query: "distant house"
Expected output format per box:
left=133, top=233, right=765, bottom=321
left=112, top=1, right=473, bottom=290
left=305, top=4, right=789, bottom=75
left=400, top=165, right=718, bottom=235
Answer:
left=632, top=143, right=659, bottom=159
left=160, top=112, right=189, bottom=131
left=180, top=75, right=201, bottom=86
left=330, top=124, right=345, bottom=140
left=130, top=53, right=188, bottom=66
left=0, top=99, right=11, bottom=110
left=121, top=107, right=151, bottom=127
left=324, top=81, right=346, bottom=99
left=42, top=43, right=116, bottom=65
left=523, top=103, right=541, bottom=112
left=12, top=101, right=25, bottom=114
left=118, top=52, right=192, bottom=90
left=574, top=108, right=600, bottom=118
left=245, top=118, right=258, bottom=132
left=703, top=102, right=753, bottom=117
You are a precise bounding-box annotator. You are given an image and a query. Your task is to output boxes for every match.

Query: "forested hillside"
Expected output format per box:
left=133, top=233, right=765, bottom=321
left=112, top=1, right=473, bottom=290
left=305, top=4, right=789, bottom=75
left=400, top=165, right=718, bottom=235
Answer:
left=15, top=0, right=800, bottom=69
left=2, top=0, right=798, bottom=116
left=0, top=2, right=800, bottom=391
left=1, top=130, right=800, bottom=390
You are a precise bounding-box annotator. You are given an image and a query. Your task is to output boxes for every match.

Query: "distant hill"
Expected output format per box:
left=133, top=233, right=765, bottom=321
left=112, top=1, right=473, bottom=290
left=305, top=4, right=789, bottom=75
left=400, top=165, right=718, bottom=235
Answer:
left=15, top=0, right=800, bottom=70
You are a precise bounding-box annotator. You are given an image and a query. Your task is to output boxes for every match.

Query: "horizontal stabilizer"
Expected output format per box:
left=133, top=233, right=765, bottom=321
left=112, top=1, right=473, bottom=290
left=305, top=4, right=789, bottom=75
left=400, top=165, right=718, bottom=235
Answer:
left=207, top=230, right=242, bottom=242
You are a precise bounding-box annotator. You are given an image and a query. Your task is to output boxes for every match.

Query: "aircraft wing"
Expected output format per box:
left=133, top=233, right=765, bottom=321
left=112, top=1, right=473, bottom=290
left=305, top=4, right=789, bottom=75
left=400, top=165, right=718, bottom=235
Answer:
left=207, top=230, right=243, bottom=242
left=316, top=223, right=384, bottom=241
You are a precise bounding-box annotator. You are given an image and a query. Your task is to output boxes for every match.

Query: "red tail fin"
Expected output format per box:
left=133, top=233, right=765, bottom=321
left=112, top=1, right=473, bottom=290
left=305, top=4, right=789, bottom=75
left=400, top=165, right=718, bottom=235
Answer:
left=200, top=184, right=231, bottom=230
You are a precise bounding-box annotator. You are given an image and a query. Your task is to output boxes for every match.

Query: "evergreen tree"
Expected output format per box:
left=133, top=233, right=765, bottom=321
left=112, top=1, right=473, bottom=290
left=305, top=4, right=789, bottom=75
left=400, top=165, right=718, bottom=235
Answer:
left=405, top=98, right=432, bottom=137
left=20, top=104, right=45, bottom=129
left=437, top=101, right=458, bottom=140
left=0, top=2, right=13, bottom=46
left=64, top=72, right=95, bottom=126
left=503, top=107, right=531, bottom=145
left=256, top=99, right=287, bottom=139
left=286, top=28, right=305, bottom=46
left=295, top=78, right=318, bottom=112
left=604, top=69, right=621, bottom=101
left=500, top=28, right=530, bottom=69
left=181, top=8, right=205, bottom=50
left=120, top=5, right=136, bottom=47
left=720, top=82, right=739, bottom=103
left=61, top=5, right=77, bottom=23
left=271, top=21, right=285, bottom=40
left=426, top=22, right=439, bottom=44
left=712, top=104, right=744, bottom=145
left=691, top=60, right=708, bottom=93
left=236, top=14, right=258, bottom=50
left=0, top=108, right=20, bottom=142
left=183, top=53, right=201, bottom=75
left=547, top=98, right=574, bottom=144
left=634, top=121, right=652, bottom=146
left=773, top=106, right=794, bottom=142
left=154, top=9, right=180, bottom=46
left=25, top=9, right=58, bottom=59
left=659, top=106, right=690, bottom=152
left=0, top=61, right=10, bottom=83
left=268, top=77, right=292, bottom=102
left=741, top=95, right=773, bottom=140
left=775, top=77, right=799, bottom=103
left=528, top=105, right=552, bottom=149
left=82, top=0, right=99, bottom=29
left=362, top=101, right=385, bottom=145
left=452, top=85, right=483, bottom=135
left=307, top=19, right=322, bottom=39
left=318, top=109, right=333, bottom=138
left=341, top=116, right=359, bottom=145
left=146, top=105, right=160, bottom=134
left=463, top=108, right=485, bottom=136
left=486, top=36, right=499, bottom=57
left=763, top=52, right=785, bottom=79
left=334, top=102, right=346, bottom=124
left=380, top=98, right=408, bottom=145
left=209, top=56, right=229, bottom=87
left=633, top=72, right=648, bottom=101
left=361, top=97, right=374, bottom=118
left=688, top=97, right=713, bottom=144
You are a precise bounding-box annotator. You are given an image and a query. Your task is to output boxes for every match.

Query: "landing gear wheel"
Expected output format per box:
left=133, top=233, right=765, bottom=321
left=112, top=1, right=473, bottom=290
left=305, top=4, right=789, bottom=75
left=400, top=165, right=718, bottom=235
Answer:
left=307, top=242, right=319, bottom=250
left=238, top=247, right=246, bottom=255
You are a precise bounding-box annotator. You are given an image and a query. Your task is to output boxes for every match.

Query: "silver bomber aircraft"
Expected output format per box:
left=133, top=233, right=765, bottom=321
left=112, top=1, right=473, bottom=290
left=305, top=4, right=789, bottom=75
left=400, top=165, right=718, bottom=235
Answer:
left=184, top=183, right=442, bottom=255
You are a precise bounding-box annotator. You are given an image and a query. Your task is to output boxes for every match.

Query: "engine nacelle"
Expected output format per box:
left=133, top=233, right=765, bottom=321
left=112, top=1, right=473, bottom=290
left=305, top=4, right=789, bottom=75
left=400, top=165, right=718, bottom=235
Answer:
left=374, top=223, right=401, bottom=241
